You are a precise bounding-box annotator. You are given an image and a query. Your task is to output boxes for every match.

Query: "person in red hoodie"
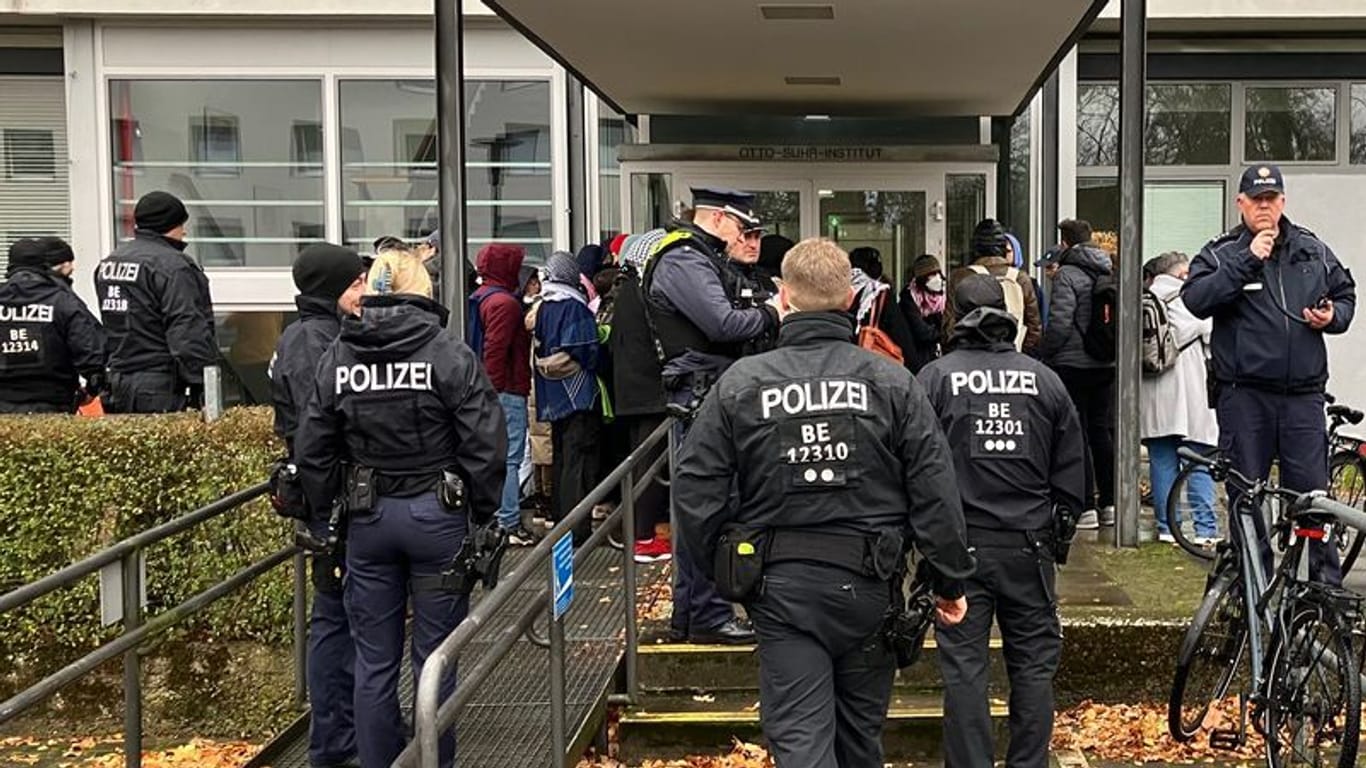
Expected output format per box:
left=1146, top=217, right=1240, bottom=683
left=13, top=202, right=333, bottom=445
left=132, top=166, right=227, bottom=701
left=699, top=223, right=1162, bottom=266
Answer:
left=469, top=243, right=536, bottom=545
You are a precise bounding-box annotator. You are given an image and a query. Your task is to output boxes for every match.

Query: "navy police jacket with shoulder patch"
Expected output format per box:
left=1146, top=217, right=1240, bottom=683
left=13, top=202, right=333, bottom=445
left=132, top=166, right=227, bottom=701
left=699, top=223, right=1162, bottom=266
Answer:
left=293, top=293, right=507, bottom=522
left=918, top=308, right=1085, bottom=532
left=1182, top=216, right=1355, bottom=394
left=674, top=310, right=975, bottom=586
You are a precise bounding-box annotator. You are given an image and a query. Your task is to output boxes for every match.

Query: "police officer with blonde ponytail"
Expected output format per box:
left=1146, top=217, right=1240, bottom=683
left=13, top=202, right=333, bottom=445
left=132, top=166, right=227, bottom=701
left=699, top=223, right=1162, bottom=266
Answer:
left=293, top=266, right=506, bottom=768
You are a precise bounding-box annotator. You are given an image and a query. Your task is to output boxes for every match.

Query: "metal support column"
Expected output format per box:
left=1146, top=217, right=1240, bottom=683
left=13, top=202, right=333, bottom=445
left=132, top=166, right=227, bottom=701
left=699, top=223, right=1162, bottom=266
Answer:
left=1115, top=0, right=1146, bottom=548
left=620, top=466, right=639, bottom=703
left=566, top=74, right=588, bottom=250
left=121, top=552, right=142, bottom=768
left=436, top=0, right=468, bottom=336
left=292, top=548, right=308, bottom=706
left=1040, top=70, right=1060, bottom=257
left=548, top=567, right=568, bottom=766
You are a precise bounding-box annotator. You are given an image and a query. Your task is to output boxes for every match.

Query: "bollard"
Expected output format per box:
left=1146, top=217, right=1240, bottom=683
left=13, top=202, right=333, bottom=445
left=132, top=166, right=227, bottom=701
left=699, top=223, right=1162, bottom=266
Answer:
left=202, top=366, right=223, bottom=423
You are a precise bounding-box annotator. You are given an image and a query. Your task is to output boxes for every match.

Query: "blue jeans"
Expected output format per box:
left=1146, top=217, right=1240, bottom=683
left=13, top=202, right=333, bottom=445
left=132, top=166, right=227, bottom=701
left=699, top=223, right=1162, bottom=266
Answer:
left=497, top=393, right=528, bottom=530
left=1146, top=437, right=1217, bottom=539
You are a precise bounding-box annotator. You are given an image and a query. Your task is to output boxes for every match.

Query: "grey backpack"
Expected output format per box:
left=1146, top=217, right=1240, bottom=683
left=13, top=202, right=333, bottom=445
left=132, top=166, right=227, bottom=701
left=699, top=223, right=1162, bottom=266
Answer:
left=1141, top=289, right=1181, bottom=376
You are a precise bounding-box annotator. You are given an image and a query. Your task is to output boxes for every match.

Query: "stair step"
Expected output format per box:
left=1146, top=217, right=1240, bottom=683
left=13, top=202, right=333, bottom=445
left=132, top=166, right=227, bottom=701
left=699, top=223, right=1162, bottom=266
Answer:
left=637, top=636, right=1008, bottom=693
left=617, top=690, right=1009, bottom=762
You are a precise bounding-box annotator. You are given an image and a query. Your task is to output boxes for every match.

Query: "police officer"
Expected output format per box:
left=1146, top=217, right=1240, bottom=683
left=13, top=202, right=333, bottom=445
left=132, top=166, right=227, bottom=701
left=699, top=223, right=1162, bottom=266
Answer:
left=1183, top=164, right=1356, bottom=585
left=644, top=187, right=781, bottom=645
left=675, top=238, right=974, bottom=768
left=95, top=191, right=216, bottom=413
left=293, top=282, right=506, bottom=768
left=918, top=273, right=1085, bottom=768
left=0, top=237, right=106, bottom=413
left=269, top=243, right=367, bottom=768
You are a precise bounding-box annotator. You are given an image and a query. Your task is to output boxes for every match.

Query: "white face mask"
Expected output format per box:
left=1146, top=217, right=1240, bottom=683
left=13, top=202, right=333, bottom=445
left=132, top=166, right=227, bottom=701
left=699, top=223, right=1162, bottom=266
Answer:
left=925, top=274, right=946, bottom=293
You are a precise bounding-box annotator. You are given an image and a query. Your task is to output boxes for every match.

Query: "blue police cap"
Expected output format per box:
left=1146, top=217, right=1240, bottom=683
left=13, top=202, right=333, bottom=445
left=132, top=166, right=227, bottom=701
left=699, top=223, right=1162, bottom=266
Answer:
left=691, top=187, right=760, bottom=227
left=1240, top=164, right=1285, bottom=197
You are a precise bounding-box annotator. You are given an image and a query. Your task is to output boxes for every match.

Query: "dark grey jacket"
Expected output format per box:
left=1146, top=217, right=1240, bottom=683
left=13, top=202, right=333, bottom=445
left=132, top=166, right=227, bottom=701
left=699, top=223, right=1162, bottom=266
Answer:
left=271, top=294, right=341, bottom=455
left=674, top=311, right=975, bottom=593
left=1038, top=243, right=1113, bottom=370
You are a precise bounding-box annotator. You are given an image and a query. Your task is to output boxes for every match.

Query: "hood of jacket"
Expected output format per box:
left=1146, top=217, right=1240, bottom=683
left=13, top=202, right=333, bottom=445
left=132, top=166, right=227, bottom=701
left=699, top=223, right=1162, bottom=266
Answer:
left=951, top=306, right=1019, bottom=348
left=343, top=294, right=447, bottom=362
left=295, top=293, right=342, bottom=321
left=3, top=267, right=70, bottom=292
left=1061, top=242, right=1113, bottom=274
left=476, top=244, right=525, bottom=292
left=1148, top=272, right=1183, bottom=302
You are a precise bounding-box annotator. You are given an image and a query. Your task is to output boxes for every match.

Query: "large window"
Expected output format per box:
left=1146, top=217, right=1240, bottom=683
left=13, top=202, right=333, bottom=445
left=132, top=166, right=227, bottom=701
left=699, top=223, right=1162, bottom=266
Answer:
left=109, top=80, right=325, bottom=268
left=597, top=103, right=635, bottom=241
left=1078, top=83, right=1231, bottom=167
left=338, top=79, right=553, bottom=266
left=1348, top=84, right=1366, bottom=165
left=1075, top=178, right=1226, bottom=263
left=1245, top=86, right=1336, bottom=163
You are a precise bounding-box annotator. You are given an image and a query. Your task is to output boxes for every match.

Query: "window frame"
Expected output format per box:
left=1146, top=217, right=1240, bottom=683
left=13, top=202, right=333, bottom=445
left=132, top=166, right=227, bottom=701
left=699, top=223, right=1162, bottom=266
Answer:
left=1239, top=81, right=1343, bottom=166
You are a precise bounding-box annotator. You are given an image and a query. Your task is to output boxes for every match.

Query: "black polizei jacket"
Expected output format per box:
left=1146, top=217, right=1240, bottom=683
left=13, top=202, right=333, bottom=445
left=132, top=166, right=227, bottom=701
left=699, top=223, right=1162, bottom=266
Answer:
left=293, top=293, right=507, bottom=523
left=94, top=230, right=216, bottom=385
left=271, top=294, right=342, bottom=455
left=674, top=310, right=975, bottom=593
left=0, top=267, right=106, bottom=409
left=917, top=308, right=1086, bottom=533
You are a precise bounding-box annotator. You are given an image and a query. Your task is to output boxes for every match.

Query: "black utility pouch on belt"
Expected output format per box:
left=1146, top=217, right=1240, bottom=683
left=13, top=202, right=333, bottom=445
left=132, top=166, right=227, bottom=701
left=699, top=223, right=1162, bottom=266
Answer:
left=345, top=465, right=376, bottom=514
left=883, top=559, right=936, bottom=669
left=438, top=468, right=467, bottom=512
left=713, top=527, right=768, bottom=602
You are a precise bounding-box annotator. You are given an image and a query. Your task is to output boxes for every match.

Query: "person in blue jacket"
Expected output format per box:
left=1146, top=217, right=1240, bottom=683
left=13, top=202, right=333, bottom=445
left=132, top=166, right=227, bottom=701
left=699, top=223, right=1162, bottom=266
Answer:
left=1183, top=164, right=1356, bottom=585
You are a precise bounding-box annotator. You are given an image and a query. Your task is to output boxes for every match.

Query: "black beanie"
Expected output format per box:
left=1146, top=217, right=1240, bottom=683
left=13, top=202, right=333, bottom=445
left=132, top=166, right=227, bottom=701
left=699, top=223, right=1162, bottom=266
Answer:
left=7, top=236, right=73, bottom=274
left=293, top=244, right=365, bottom=302
left=134, top=191, right=190, bottom=233
left=971, top=218, right=1006, bottom=258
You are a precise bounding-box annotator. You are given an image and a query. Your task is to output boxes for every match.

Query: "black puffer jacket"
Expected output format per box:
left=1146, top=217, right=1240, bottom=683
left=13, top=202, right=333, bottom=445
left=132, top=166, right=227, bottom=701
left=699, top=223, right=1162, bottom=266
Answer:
left=1038, top=243, right=1113, bottom=369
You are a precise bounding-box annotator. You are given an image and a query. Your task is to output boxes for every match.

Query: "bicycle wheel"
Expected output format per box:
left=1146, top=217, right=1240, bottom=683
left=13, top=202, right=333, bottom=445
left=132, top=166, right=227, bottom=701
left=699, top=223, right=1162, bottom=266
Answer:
left=1327, top=452, right=1366, bottom=574
left=1167, top=460, right=1225, bottom=562
left=1265, top=590, right=1361, bottom=768
left=1169, top=566, right=1248, bottom=742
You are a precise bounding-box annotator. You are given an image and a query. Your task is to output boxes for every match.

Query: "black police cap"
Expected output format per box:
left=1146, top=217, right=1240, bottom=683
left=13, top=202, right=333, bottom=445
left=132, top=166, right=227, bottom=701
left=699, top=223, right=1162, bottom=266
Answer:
left=691, top=187, right=760, bottom=226
left=1240, top=164, right=1285, bottom=197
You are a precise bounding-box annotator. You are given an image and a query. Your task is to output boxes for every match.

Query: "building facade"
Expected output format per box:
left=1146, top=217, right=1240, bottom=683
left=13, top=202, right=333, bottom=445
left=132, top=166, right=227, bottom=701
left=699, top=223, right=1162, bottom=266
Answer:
left=1, top=0, right=1365, bottom=401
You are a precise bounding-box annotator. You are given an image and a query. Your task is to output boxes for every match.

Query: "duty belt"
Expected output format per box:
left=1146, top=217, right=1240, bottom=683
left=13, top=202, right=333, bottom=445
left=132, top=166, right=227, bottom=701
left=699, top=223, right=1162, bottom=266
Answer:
left=767, top=528, right=902, bottom=579
left=966, top=526, right=1053, bottom=549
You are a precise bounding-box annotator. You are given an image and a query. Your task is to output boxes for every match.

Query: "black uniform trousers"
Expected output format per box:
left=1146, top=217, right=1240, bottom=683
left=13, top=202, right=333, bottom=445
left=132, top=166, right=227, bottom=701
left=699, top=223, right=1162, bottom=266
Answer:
left=1054, top=366, right=1115, bottom=510
left=747, top=562, right=895, bottom=768
left=938, top=542, right=1061, bottom=768
left=1216, top=386, right=1341, bottom=585
left=624, top=413, right=669, bottom=541
left=550, top=409, right=600, bottom=542
left=106, top=370, right=187, bottom=414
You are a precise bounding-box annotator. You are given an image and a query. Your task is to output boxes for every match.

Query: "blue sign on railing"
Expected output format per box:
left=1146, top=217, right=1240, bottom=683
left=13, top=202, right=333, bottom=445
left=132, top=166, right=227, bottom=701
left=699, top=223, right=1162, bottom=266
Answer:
left=552, top=534, right=574, bottom=620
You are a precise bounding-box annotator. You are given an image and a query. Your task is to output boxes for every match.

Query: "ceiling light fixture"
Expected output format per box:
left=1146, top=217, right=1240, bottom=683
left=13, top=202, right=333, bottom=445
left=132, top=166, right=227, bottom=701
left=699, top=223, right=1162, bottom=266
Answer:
left=804, top=114, right=832, bottom=121
left=785, top=76, right=841, bottom=86
left=760, top=4, right=835, bottom=20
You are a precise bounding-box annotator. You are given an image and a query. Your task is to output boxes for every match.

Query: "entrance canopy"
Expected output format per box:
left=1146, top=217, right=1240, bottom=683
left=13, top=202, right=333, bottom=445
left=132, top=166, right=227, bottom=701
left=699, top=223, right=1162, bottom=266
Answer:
left=485, top=0, right=1107, bottom=117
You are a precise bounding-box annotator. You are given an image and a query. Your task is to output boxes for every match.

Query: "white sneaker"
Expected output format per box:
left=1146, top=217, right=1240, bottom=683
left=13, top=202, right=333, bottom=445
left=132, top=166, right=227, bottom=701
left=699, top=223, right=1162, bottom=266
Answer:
left=1194, top=535, right=1223, bottom=547
left=1158, top=532, right=1176, bottom=544
left=1076, top=509, right=1100, bottom=530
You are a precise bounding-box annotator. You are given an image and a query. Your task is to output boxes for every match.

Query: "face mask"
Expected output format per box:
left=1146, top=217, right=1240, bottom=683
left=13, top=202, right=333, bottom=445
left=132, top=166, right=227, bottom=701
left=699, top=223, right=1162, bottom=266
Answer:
left=925, top=275, right=946, bottom=293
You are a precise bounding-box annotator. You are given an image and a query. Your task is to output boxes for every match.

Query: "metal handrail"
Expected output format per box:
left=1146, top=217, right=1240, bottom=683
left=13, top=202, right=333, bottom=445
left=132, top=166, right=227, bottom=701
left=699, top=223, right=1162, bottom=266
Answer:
left=0, top=480, right=303, bottom=768
left=394, top=418, right=674, bottom=768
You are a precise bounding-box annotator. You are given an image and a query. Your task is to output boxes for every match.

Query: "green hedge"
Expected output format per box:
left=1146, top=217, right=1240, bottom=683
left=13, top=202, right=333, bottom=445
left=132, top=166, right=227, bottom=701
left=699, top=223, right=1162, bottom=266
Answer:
left=0, top=407, right=290, bottom=698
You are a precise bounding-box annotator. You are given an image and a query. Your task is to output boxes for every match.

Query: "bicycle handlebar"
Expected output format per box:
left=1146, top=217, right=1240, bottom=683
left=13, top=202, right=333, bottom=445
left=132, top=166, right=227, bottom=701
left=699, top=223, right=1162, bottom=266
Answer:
left=1306, top=494, right=1366, bottom=536
left=1176, top=446, right=1309, bottom=506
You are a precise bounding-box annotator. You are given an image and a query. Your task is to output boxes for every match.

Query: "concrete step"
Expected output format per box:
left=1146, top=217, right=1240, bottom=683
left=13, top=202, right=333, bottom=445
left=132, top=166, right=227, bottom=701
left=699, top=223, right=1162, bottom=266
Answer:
left=616, top=689, right=1008, bottom=763
left=637, top=635, right=1008, bottom=694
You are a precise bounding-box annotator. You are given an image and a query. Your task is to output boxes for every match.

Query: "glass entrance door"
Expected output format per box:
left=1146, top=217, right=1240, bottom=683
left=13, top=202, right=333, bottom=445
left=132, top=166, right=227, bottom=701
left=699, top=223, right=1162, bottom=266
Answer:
left=818, top=189, right=927, bottom=292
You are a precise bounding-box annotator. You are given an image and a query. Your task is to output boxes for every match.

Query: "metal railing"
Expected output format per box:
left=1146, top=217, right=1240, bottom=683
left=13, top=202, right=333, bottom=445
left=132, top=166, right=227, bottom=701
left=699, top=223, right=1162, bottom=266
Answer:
left=0, top=480, right=307, bottom=768
left=395, top=418, right=674, bottom=768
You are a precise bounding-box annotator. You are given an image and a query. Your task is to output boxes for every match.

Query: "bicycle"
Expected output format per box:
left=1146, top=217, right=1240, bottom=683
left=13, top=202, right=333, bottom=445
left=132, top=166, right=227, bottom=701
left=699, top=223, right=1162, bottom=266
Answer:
left=1166, top=397, right=1366, bottom=572
left=1167, top=448, right=1365, bottom=768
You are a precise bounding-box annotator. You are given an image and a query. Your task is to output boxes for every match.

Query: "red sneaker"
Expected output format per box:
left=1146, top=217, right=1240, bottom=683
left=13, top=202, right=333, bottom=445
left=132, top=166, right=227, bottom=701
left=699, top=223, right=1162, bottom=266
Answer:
left=633, top=536, right=673, bottom=563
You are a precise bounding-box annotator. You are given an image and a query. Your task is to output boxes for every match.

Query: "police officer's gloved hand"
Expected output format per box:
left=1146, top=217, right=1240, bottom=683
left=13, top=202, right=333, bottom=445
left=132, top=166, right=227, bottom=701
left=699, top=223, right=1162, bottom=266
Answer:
left=186, top=383, right=205, bottom=409
left=83, top=372, right=107, bottom=400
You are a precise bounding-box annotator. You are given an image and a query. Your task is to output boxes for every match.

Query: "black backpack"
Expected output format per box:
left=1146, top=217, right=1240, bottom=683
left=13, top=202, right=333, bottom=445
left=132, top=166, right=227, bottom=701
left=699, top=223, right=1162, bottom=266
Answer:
left=1078, top=268, right=1117, bottom=363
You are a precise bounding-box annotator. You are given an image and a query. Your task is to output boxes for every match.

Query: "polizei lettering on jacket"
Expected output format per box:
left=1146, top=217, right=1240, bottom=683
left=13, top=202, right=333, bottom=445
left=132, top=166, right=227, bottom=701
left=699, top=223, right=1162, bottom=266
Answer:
left=760, top=379, right=869, bottom=420
left=948, top=369, right=1039, bottom=398
left=97, top=261, right=140, bottom=282
left=0, top=304, right=55, bottom=323
left=336, top=362, right=435, bottom=395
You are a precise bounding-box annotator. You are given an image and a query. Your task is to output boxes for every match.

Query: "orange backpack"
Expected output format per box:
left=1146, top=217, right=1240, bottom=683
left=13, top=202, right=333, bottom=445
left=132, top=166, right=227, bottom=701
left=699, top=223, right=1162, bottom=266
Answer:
left=857, top=291, right=904, bottom=364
